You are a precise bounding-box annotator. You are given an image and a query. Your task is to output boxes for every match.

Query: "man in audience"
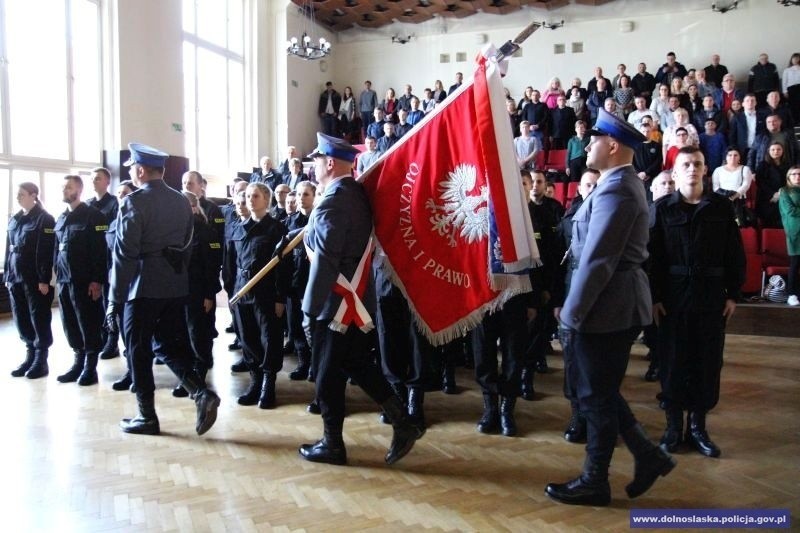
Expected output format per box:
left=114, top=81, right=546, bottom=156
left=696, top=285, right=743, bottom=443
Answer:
left=318, top=81, right=341, bottom=137
left=759, top=90, right=794, bottom=131
left=655, top=51, right=688, bottom=87
left=612, top=64, right=628, bottom=90
left=694, top=69, right=714, bottom=98
left=604, top=97, right=625, bottom=120
left=522, top=89, right=549, bottom=143
left=699, top=119, right=728, bottom=173
left=587, top=78, right=612, bottom=122
left=250, top=156, right=281, bottom=190
left=627, top=97, right=656, bottom=130
left=550, top=95, right=577, bottom=149
left=356, top=136, right=380, bottom=175
left=587, top=66, right=612, bottom=95
left=729, top=94, right=760, bottom=162
left=277, top=146, right=298, bottom=183
left=376, top=122, right=398, bottom=153
left=397, top=84, right=416, bottom=112
left=407, top=97, right=425, bottom=126
left=747, top=114, right=799, bottom=170
left=634, top=119, right=663, bottom=201
left=366, top=108, right=386, bottom=140
left=359, top=80, right=378, bottom=132
left=271, top=184, right=291, bottom=223
left=694, top=95, right=728, bottom=135
left=448, top=72, right=463, bottom=95
left=704, top=54, right=729, bottom=88
left=714, top=74, right=745, bottom=115
left=631, top=63, right=656, bottom=104
left=514, top=121, right=542, bottom=170
left=394, top=109, right=412, bottom=138
left=748, top=53, right=781, bottom=107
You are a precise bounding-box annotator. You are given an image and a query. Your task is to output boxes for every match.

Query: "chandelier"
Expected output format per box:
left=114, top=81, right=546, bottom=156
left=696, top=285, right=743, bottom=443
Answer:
left=287, top=0, right=331, bottom=60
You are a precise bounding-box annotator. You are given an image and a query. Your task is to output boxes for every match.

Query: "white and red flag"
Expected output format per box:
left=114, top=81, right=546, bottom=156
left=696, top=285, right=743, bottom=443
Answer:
left=359, top=46, right=539, bottom=345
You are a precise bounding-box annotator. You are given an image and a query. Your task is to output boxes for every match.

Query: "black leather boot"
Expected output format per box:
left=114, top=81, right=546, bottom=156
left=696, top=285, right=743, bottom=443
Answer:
left=120, top=392, right=160, bottom=435
left=306, top=398, right=321, bottom=414
left=57, top=352, right=85, bottom=383
left=407, top=388, right=426, bottom=431
left=258, top=372, right=277, bottom=409
left=77, top=352, right=98, bottom=386
left=112, top=372, right=132, bottom=391
left=660, top=408, right=683, bottom=452
left=230, top=356, right=248, bottom=372
left=25, top=349, right=49, bottom=379
left=99, top=332, right=120, bottom=360
left=644, top=358, right=659, bottom=382
left=622, top=423, right=677, bottom=498
left=382, top=395, right=425, bottom=465
left=299, top=424, right=347, bottom=465
left=289, top=353, right=310, bottom=381
left=686, top=411, right=721, bottom=457
left=520, top=367, right=535, bottom=401
left=535, top=355, right=549, bottom=374
left=476, top=393, right=500, bottom=434
left=172, top=385, right=189, bottom=397
left=499, top=395, right=517, bottom=436
left=564, top=404, right=587, bottom=443
left=442, top=362, right=457, bottom=394
left=545, top=457, right=611, bottom=506
left=228, top=339, right=242, bottom=351
left=182, top=373, right=221, bottom=435
left=11, top=347, right=35, bottom=377
left=237, top=370, right=263, bottom=406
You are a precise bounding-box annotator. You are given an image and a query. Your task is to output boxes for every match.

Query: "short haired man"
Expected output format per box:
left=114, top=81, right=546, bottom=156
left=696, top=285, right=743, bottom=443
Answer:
left=631, top=63, right=656, bottom=103
left=318, top=81, right=341, bottom=136
left=448, top=72, right=463, bottom=95
left=650, top=170, right=675, bottom=201
left=748, top=53, right=780, bottom=107
left=514, top=120, right=542, bottom=170
left=633, top=119, right=663, bottom=202
left=359, top=80, right=378, bottom=131
left=366, top=108, right=386, bottom=140
left=649, top=146, right=745, bottom=458
left=747, top=114, right=799, bottom=170
left=729, top=94, right=760, bottom=161
left=655, top=51, right=688, bottom=87
left=713, top=74, right=745, bottom=114
left=704, top=54, right=729, bottom=88
left=356, top=135, right=380, bottom=175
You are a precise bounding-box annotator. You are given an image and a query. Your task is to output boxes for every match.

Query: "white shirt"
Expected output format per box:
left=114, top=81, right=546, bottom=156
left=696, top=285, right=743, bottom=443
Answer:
left=782, top=65, right=800, bottom=94
left=712, top=165, right=754, bottom=197
left=745, top=111, right=757, bottom=148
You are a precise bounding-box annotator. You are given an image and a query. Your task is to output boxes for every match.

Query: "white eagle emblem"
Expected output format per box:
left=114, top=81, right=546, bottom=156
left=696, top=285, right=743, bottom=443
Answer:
left=425, top=163, right=489, bottom=247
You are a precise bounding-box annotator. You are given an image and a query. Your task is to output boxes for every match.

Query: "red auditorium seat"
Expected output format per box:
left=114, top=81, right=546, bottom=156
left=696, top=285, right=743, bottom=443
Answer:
left=545, top=149, right=567, bottom=172
left=745, top=180, right=757, bottom=211
left=760, top=228, right=789, bottom=285
left=739, top=228, right=763, bottom=294
left=534, top=150, right=546, bottom=170
left=567, top=181, right=579, bottom=202
left=740, top=227, right=759, bottom=254
left=553, top=182, right=567, bottom=206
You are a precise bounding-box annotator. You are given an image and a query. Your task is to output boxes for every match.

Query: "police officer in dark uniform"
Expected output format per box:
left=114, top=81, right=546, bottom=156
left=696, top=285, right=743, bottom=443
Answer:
left=5, top=182, right=55, bottom=379
left=53, top=175, right=108, bottom=386
left=222, top=179, right=249, bottom=363
left=107, top=143, right=220, bottom=436
left=88, top=167, right=122, bottom=361
left=650, top=146, right=745, bottom=458
left=298, top=133, right=423, bottom=466
left=227, top=182, right=291, bottom=409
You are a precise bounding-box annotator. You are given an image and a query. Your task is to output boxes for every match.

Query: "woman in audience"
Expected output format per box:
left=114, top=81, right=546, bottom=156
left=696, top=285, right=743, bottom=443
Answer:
left=567, top=86, right=586, bottom=122
left=756, top=142, right=791, bottom=228
left=517, top=86, right=534, bottom=114
left=783, top=53, right=800, bottom=123
left=712, top=148, right=755, bottom=225
left=650, top=84, right=671, bottom=127
left=670, top=77, right=689, bottom=110
left=6, top=182, right=55, bottom=380
left=662, top=108, right=699, bottom=159
left=432, top=80, right=447, bottom=103
left=685, top=83, right=703, bottom=119
left=779, top=165, right=800, bottom=306
left=338, top=86, right=356, bottom=141
left=542, top=77, right=564, bottom=109
left=613, top=75, right=635, bottom=117
left=381, top=88, right=398, bottom=123
left=727, top=98, right=743, bottom=122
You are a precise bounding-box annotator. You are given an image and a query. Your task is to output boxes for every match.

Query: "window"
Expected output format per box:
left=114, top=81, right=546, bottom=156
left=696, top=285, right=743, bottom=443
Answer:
left=183, top=0, right=246, bottom=176
left=0, top=0, right=103, bottom=269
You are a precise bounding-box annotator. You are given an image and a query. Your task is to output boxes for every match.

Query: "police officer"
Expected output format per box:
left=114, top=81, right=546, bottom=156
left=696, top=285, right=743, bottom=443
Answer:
left=222, top=179, right=249, bottom=363
left=107, top=180, right=138, bottom=391
left=227, top=182, right=291, bottom=409
left=5, top=182, right=55, bottom=379
left=545, top=110, right=675, bottom=506
left=298, top=133, right=423, bottom=466
left=107, top=143, right=220, bottom=436
left=53, top=175, right=108, bottom=386
left=650, top=146, right=745, bottom=458
left=88, top=167, right=122, bottom=361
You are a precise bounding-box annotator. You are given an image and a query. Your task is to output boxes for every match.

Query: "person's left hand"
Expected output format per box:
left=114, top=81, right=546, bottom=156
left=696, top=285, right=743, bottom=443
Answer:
left=275, top=302, right=286, bottom=318
left=722, top=298, right=737, bottom=319
left=203, top=298, right=213, bottom=313
left=88, top=282, right=102, bottom=301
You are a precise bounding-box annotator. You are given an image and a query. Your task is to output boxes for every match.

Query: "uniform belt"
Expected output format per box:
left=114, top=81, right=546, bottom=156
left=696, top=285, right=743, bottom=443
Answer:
left=669, top=265, right=725, bottom=277
left=59, top=243, right=67, bottom=251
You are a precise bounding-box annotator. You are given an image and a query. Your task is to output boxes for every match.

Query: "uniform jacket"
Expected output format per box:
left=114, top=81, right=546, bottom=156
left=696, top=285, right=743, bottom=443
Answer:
left=54, top=202, right=108, bottom=285
left=285, top=211, right=310, bottom=292
left=227, top=215, right=290, bottom=306
left=748, top=62, right=780, bottom=94
left=302, top=176, right=376, bottom=320
left=713, top=88, right=745, bottom=112
left=188, top=216, right=223, bottom=301
left=87, top=192, right=119, bottom=224
left=649, top=192, right=745, bottom=313
left=110, top=179, right=194, bottom=303
left=200, top=197, right=226, bottom=244
left=561, top=165, right=652, bottom=332
left=4, top=203, right=55, bottom=286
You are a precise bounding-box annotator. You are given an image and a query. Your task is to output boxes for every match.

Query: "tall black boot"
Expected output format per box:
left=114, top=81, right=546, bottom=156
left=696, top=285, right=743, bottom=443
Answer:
left=499, top=395, right=517, bottom=437
left=181, top=372, right=221, bottom=436
left=545, top=457, right=611, bottom=506
left=686, top=411, right=721, bottom=457
left=407, top=388, right=426, bottom=431
left=99, top=332, right=120, bottom=360
left=564, top=404, right=587, bottom=443
left=289, top=352, right=310, bottom=381
left=77, top=352, right=99, bottom=386
left=230, top=356, right=248, bottom=372
left=520, top=366, right=535, bottom=401
left=442, top=361, right=457, bottom=394
left=11, top=347, right=35, bottom=377
left=237, top=369, right=263, bottom=406
left=112, top=372, right=132, bottom=391
left=299, top=423, right=347, bottom=465
left=25, top=349, right=49, bottom=379
left=258, top=371, right=277, bottom=409
left=660, top=408, right=683, bottom=452
left=57, top=351, right=85, bottom=383
left=381, top=395, right=425, bottom=465
left=476, top=393, right=500, bottom=434
left=119, top=392, right=160, bottom=435
left=622, top=423, right=677, bottom=498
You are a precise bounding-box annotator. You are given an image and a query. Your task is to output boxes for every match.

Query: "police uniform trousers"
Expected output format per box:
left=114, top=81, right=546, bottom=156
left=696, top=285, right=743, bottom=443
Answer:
left=233, top=300, right=284, bottom=373
left=376, top=285, right=434, bottom=391
left=472, top=293, right=527, bottom=397
left=658, top=310, right=725, bottom=413
left=123, top=297, right=195, bottom=394
left=286, top=288, right=311, bottom=361
left=311, top=320, right=394, bottom=428
left=562, top=326, right=640, bottom=464
left=9, top=283, right=54, bottom=351
left=184, top=291, right=214, bottom=372
left=58, top=282, right=104, bottom=354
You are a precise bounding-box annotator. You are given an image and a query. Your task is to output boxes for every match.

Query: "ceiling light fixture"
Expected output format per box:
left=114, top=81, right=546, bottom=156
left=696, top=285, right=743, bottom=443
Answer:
left=711, top=1, right=739, bottom=13
left=541, top=20, right=565, bottom=30
left=286, top=0, right=331, bottom=61
left=391, top=33, right=415, bottom=44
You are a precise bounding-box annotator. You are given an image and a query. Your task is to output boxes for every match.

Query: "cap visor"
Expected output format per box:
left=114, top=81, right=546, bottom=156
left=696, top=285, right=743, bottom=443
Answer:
left=123, top=157, right=135, bottom=167
left=586, top=128, right=607, bottom=137
left=307, top=150, right=325, bottom=159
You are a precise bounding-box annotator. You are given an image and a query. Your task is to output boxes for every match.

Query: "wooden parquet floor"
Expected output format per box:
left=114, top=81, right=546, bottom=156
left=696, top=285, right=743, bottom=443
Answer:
left=0, top=310, right=798, bottom=532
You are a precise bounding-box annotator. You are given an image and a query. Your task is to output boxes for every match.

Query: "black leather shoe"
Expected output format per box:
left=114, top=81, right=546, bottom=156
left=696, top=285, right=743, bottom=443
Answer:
left=535, top=358, right=549, bottom=374
left=120, top=415, right=160, bottom=435
left=237, top=371, right=263, bottom=406
left=660, top=408, right=684, bottom=453
left=57, top=354, right=84, bottom=383
left=230, top=358, right=248, bottom=372
left=499, top=396, right=517, bottom=437
left=99, top=347, right=120, bottom=360
left=442, top=365, right=457, bottom=394
left=112, top=372, right=132, bottom=391
left=11, top=349, right=35, bottom=377
left=258, top=373, right=276, bottom=409
left=306, top=400, right=321, bottom=414
left=25, top=350, right=49, bottom=379
left=477, top=394, right=500, bottom=434
left=520, top=368, right=535, bottom=401
left=644, top=367, right=659, bottom=382
left=228, top=340, right=242, bottom=351
left=686, top=412, right=721, bottom=457
left=172, top=385, right=189, bottom=398
left=299, top=438, right=347, bottom=465
left=545, top=476, right=611, bottom=506
left=626, top=446, right=676, bottom=498
left=564, top=409, right=587, bottom=443
left=288, top=363, right=309, bottom=381
left=194, top=389, right=220, bottom=435
left=225, top=324, right=235, bottom=334
left=77, top=353, right=98, bottom=386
